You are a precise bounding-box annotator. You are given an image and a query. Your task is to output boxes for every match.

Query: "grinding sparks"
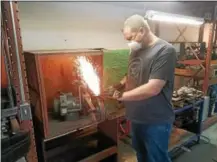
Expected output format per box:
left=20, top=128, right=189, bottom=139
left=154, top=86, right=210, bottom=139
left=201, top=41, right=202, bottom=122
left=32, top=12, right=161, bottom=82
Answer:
left=77, top=56, right=100, bottom=96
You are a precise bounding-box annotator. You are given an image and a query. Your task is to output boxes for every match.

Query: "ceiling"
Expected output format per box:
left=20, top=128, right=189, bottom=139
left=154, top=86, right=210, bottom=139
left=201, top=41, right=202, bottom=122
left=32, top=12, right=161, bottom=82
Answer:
left=96, top=2, right=217, bottom=18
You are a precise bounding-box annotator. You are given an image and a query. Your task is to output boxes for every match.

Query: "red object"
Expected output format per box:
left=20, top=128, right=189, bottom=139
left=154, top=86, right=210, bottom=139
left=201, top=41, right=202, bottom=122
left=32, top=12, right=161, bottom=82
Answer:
left=178, top=60, right=205, bottom=66
left=24, top=50, right=103, bottom=138
left=1, top=54, right=8, bottom=88
left=118, top=117, right=131, bottom=139
left=203, top=23, right=215, bottom=94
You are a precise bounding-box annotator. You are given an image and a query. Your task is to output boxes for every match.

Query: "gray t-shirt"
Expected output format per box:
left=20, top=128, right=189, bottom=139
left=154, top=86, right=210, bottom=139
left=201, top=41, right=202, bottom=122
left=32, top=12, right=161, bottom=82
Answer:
left=125, top=39, right=177, bottom=124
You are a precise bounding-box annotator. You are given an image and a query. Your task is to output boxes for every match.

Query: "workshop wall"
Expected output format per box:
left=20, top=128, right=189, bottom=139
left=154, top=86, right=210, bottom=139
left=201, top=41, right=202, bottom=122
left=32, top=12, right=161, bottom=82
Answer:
left=18, top=2, right=204, bottom=51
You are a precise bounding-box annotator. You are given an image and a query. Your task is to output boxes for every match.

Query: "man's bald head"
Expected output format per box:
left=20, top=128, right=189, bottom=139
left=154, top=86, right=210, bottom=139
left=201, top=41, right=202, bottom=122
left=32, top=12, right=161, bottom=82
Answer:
left=122, top=14, right=151, bottom=42
left=123, top=14, right=150, bottom=33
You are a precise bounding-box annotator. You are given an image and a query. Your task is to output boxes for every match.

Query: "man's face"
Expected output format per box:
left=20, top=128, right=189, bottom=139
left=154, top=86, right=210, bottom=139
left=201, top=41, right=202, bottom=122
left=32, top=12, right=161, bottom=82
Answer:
left=122, top=27, right=145, bottom=43
left=122, top=27, right=148, bottom=51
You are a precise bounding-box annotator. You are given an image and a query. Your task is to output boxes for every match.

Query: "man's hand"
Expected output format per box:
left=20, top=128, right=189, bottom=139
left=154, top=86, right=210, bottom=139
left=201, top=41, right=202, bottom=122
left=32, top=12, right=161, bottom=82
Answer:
left=103, top=75, right=126, bottom=99
left=103, top=85, right=122, bottom=99
left=112, top=90, right=123, bottom=99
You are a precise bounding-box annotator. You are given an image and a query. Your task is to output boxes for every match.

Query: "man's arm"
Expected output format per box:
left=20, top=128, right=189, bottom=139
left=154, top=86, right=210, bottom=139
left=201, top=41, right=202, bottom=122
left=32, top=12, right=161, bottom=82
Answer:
left=119, top=46, right=176, bottom=101
left=119, top=79, right=166, bottom=101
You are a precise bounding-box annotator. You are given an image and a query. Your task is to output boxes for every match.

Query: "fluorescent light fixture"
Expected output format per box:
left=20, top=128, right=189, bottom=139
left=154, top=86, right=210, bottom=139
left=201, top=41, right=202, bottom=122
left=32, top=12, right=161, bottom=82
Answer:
left=145, top=10, right=204, bottom=26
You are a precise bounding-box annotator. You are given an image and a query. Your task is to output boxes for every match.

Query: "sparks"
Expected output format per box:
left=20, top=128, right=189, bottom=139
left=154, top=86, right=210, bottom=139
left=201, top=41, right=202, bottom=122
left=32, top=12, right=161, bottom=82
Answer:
left=77, top=56, right=100, bottom=96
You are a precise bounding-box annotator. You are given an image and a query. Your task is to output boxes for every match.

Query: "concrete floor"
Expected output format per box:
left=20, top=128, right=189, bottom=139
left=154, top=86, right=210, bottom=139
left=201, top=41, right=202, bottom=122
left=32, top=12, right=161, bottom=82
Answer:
left=173, top=123, right=217, bottom=162
left=202, top=123, right=217, bottom=146
left=17, top=123, right=217, bottom=162
left=119, top=123, right=217, bottom=162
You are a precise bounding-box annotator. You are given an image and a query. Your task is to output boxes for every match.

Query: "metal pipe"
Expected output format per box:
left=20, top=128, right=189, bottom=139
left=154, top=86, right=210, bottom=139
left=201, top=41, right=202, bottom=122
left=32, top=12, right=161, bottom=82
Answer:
left=9, top=1, right=25, bottom=103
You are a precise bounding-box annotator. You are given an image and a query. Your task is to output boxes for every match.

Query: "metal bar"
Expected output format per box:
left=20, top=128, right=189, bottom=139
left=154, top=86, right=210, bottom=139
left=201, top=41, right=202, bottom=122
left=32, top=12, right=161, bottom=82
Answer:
left=9, top=1, right=25, bottom=103
left=174, top=100, right=203, bottom=114
left=203, top=22, right=215, bottom=94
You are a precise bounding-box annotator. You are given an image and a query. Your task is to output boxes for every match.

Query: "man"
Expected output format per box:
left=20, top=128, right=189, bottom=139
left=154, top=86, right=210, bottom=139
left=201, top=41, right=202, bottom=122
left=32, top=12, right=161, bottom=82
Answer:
left=108, top=15, right=177, bottom=162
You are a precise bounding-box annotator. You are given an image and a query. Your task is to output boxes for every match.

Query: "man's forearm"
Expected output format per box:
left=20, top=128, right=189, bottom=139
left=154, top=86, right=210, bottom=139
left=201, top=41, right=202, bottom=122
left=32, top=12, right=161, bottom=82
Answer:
left=120, top=84, right=155, bottom=101
left=119, top=79, right=165, bottom=101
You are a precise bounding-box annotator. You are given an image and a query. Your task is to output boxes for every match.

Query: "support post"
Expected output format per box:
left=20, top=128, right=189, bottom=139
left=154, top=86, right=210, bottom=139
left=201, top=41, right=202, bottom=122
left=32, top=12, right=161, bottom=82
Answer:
left=203, top=22, right=215, bottom=94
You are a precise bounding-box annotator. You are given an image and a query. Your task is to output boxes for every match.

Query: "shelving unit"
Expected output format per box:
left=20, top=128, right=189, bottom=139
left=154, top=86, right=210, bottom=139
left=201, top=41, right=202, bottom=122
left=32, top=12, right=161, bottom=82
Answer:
left=175, top=60, right=217, bottom=84
left=175, top=21, right=217, bottom=134
left=153, top=14, right=217, bottom=92
left=171, top=23, right=217, bottom=157
left=1, top=2, right=38, bottom=162
left=152, top=9, right=217, bottom=157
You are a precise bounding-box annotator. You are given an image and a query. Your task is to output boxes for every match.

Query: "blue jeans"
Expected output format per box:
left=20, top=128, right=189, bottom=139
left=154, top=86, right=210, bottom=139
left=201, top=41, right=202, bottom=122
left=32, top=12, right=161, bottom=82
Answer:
left=131, top=122, right=172, bottom=162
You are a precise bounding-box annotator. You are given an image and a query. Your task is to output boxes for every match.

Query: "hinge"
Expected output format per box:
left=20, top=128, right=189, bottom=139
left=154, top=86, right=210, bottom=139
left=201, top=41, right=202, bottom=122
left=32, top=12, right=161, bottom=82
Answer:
left=19, top=103, right=32, bottom=121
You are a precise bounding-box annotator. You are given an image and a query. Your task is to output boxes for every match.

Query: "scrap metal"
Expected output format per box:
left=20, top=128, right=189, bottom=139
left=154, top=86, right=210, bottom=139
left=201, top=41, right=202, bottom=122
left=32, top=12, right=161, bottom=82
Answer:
left=172, top=86, right=203, bottom=108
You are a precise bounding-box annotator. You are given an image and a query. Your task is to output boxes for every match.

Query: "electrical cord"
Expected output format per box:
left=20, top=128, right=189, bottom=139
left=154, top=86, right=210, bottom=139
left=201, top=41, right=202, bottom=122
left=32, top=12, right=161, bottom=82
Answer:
left=198, top=135, right=211, bottom=144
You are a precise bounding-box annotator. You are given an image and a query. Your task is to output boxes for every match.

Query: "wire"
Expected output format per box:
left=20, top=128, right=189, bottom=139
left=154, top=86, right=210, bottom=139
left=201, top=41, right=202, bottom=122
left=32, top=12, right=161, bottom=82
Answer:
left=198, top=135, right=211, bottom=144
